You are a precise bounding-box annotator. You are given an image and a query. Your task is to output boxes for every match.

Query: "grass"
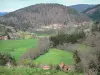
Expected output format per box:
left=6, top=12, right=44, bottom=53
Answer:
left=36, top=34, right=50, bottom=36
left=33, top=48, right=73, bottom=65
left=0, top=66, right=82, bottom=75
left=0, top=39, right=38, bottom=61
left=36, top=33, right=55, bottom=36
left=77, top=44, right=90, bottom=51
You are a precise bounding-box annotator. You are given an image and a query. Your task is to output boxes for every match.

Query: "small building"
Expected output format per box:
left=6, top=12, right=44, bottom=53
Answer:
left=59, top=62, right=73, bottom=72
left=42, top=65, right=50, bottom=70
left=0, top=35, right=8, bottom=40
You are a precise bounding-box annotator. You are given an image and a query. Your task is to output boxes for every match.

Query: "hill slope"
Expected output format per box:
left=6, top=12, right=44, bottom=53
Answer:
left=70, top=4, right=94, bottom=12
left=0, top=4, right=91, bottom=33
left=83, top=4, right=100, bottom=21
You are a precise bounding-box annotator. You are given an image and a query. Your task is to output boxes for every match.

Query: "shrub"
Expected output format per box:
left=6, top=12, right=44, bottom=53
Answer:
left=0, top=52, right=16, bottom=66
left=73, top=51, right=81, bottom=64
left=96, top=51, right=100, bottom=74
left=22, top=59, right=32, bottom=66
left=89, top=60, right=97, bottom=71
left=91, top=21, right=100, bottom=32
left=73, top=51, right=83, bottom=72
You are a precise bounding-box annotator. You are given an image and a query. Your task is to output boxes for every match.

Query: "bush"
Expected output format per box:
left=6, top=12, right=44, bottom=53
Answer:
left=0, top=52, right=16, bottom=66
left=73, top=51, right=83, bottom=72
left=91, top=21, right=100, bottom=32
left=96, top=51, right=100, bottom=74
left=89, top=60, right=97, bottom=71
left=73, top=51, right=81, bottom=64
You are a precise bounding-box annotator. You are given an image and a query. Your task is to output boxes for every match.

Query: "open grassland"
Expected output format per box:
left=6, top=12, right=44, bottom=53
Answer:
left=0, top=39, right=38, bottom=61
left=0, top=66, right=82, bottom=75
left=33, top=48, right=73, bottom=65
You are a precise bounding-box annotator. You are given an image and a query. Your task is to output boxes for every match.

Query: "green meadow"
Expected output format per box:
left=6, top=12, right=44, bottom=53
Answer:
left=0, top=39, right=84, bottom=75
left=0, top=39, right=38, bottom=61
left=34, top=48, right=73, bottom=65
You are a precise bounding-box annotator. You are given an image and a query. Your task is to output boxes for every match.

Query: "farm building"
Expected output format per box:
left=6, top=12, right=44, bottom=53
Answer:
left=0, top=35, right=8, bottom=40
left=59, top=62, right=73, bottom=71
left=42, top=65, right=50, bottom=70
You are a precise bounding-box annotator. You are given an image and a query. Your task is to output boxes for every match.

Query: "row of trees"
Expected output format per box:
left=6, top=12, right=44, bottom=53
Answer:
left=73, top=49, right=100, bottom=75
left=73, top=25, right=100, bottom=75
left=19, top=37, right=50, bottom=64
left=50, top=31, right=86, bottom=47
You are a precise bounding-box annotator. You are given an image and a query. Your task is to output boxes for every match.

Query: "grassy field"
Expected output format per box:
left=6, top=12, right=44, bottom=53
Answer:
left=0, top=39, right=38, bottom=61
left=33, top=48, right=73, bottom=65
left=36, top=33, right=55, bottom=36
left=0, top=66, right=82, bottom=75
left=0, top=40, right=84, bottom=75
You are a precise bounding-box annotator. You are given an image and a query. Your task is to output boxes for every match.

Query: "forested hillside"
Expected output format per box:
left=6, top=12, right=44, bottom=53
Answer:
left=70, top=4, right=94, bottom=12
left=0, top=4, right=91, bottom=33
left=83, top=4, right=100, bottom=21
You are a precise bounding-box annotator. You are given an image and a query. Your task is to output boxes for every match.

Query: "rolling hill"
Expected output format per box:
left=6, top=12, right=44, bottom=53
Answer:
left=83, top=4, right=100, bottom=21
left=0, top=4, right=91, bottom=33
left=70, top=4, right=94, bottom=12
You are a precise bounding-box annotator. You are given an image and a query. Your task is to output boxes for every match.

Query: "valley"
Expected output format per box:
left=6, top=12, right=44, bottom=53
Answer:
left=0, top=3, right=100, bottom=75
